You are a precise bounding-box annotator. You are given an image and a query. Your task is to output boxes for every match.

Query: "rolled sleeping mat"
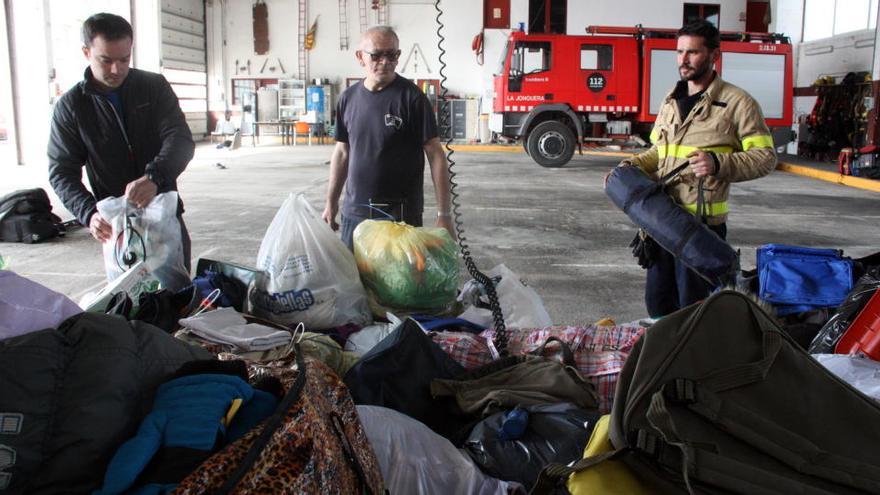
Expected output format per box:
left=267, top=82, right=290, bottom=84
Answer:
left=604, top=165, right=738, bottom=287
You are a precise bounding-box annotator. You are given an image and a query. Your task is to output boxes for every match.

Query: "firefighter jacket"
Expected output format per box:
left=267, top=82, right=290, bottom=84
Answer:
left=626, top=74, right=776, bottom=225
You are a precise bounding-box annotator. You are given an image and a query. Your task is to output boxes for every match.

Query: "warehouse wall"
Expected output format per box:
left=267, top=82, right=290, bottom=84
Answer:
left=567, top=0, right=747, bottom=34
left=207, top=0, right=758, bottom=114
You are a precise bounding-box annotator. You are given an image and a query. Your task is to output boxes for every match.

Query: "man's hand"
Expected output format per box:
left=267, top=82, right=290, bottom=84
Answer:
left=322, top=201, right=339, bottom=231
left=88, top=212, right=112, bottom=242
left=686, top=150, right=716, bottom=178
left=125, top=176, right=158, bottom=209
left=436, top=215, right=456, bottom=241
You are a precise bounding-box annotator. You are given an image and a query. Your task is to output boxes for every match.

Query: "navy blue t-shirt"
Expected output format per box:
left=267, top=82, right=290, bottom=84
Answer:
left=336, top=75, right=438, bottom=224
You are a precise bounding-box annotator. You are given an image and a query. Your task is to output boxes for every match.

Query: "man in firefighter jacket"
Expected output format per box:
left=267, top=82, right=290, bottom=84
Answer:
left=620, top=20, right=777, bottom=317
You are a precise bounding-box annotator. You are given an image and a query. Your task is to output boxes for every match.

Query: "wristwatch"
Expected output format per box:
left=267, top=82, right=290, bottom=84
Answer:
left=145, top=170, right=164, bottom=189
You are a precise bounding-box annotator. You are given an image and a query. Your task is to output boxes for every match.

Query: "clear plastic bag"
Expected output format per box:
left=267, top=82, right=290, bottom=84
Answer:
left=808, top=267, right=880, bottom=354
left=356, top=405, right=520, bottom=495
left=458, top=264, right=553, bottom=329
left=250, top=193, right=371, bottom=330
left=353, top=220, right=459, bottom=313
left=96, top=192, right=189, bottom=291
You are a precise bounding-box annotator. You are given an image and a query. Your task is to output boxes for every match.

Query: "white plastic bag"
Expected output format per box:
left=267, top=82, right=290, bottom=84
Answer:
left=458, top=264, right=553, bottom=329
left=96, top=191, right=189, bottom=291
left=79, top=261, right=161, bottom=312
left=356, top=405, right=519, bottom=495
left=250, top=193, right=371, bottom=330
left=344, top=312, right=402, bottom=355
left=814, top=354, right=880, bottom=401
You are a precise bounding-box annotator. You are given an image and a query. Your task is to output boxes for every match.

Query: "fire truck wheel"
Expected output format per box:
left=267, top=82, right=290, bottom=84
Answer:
left=527, top=120, right=575, bottom=167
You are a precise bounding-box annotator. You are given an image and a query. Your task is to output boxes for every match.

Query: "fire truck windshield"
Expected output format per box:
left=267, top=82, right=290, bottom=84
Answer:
left=511, top=41, right=551, bottom=77
left=495, top=41, right=510, bottom=76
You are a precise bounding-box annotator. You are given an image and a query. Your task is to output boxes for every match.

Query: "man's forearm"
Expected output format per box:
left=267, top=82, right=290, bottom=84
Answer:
left=48, top=163, right=97, bottom=226
left=146, top=79, right=196, bottom=190
left=326, top=145, right=349, bottom=204
left=425, top=140, right=451, bottom=213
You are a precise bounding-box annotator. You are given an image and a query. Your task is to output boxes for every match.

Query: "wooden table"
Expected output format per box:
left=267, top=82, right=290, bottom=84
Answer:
left=251, top=120, right=296, bottom=146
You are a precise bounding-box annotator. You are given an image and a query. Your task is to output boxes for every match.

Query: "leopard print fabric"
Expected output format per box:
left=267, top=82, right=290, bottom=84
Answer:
left=173, top=358, right=384, bottom=494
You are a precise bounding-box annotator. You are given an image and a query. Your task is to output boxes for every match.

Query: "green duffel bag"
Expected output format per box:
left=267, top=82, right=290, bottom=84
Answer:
left=534, top=290, right=880, bottom=494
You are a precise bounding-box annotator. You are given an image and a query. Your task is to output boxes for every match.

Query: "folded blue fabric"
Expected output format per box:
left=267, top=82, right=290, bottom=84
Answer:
left=95, top=373, right=275, bottom=495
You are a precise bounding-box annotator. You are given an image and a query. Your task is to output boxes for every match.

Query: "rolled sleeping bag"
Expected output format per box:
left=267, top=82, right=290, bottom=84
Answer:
left=605, top=165, right=737, bottom=287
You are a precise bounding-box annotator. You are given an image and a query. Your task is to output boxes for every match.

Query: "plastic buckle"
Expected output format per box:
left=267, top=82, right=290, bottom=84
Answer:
left=635, top=429, right=661, bottom=457
left=664, top=378, right=697, bottom=404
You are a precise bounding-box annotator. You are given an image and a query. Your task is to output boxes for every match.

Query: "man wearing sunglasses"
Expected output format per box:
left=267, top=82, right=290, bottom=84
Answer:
left=322, top=26, right=454, bottom=249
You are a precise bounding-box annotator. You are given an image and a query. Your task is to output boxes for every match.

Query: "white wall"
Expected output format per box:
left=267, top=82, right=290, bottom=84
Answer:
left=567, top=0, right=747, bottom=33
left=210, top=0, right=761, bottom=111
left=795, top=29, right=875, bottom=87
left=770, top=0, right=803, bottom=43
left=8, top=1, right=52, bottom=167
left=134, top=0, right=161, bottom=73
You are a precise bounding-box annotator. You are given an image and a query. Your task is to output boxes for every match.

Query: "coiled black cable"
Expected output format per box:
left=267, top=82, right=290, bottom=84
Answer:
left=434, top=1, right=508, bottom=356
left=114, top=213, right=146, bottom=270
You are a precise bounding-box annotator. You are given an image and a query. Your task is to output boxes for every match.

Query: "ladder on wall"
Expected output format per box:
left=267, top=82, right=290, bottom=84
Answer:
left=298, top=0, right=308, bottom=80
left=376, top=0, right=387, bottom=25
left=339, top=0, right=349, bottom=50
left=358, top=0, right=368, bottom=34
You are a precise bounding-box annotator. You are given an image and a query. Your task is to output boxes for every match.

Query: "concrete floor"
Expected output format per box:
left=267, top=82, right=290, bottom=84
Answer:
left=3, top=142, right=880, bottom=325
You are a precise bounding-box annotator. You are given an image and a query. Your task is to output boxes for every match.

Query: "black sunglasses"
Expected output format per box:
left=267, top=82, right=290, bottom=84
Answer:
left=363, top=49, right=401, bottom=62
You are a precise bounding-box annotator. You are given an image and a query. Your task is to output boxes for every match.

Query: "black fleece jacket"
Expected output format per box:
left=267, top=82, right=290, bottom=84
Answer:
left=48, top=67, right=194, bottom=225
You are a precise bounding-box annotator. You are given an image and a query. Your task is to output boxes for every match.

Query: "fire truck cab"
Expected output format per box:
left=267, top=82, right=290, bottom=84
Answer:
left=490, top=26, right=793, bottom=167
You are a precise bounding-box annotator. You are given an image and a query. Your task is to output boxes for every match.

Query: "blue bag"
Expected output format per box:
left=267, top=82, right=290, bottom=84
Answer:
left=757, top=244, right=853, bottom=314
left=604, top=164, right=738, bottom=287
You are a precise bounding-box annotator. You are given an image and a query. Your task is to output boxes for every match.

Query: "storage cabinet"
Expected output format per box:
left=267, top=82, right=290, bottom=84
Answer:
left=278, top=79, right=306, bottom=119
left=440, top=99, right=479, bottom=141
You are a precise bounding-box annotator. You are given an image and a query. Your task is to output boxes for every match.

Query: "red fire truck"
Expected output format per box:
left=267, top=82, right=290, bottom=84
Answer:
left=490, top=26, right=793, bottom=167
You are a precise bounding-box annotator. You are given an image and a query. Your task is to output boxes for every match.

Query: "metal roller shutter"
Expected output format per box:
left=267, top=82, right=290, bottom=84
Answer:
left=161, top=0, right=208, bottom=138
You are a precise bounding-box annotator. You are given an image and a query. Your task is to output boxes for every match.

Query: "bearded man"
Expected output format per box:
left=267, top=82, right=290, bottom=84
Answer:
left=616, top=20, right=777, bottom=317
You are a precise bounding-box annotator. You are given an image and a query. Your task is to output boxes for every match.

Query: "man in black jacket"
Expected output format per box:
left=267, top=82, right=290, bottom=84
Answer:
left=48, top=13, right=194, bottom=270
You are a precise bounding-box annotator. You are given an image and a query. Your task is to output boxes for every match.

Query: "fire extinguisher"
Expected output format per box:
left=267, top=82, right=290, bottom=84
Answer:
left=471, top=30, right=484, bottom=66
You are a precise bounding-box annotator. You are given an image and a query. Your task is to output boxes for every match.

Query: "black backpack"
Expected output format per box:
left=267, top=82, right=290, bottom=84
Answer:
left=0, top=188, right=63, bottom=243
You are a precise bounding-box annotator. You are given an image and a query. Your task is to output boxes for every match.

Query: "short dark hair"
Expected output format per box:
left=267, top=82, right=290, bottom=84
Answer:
left=82, top=13, right=133, bottom=47
left=677, top=20, right=720, bottom=51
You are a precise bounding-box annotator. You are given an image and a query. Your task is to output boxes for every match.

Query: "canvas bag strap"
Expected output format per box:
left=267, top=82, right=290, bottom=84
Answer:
left=682, top=385, right=880, bottom=492
left=681, top=442, right=839, bottom=495
left=644, top=386, right=838, bottom=495
left=528, top=448, right=629, bottom=495
left=217, top=345, right=309, bottom=494
left=622, top=161, right=692, bottom=213
left=697, top=328, right=782, bottom=393
left=660, top=161, right=691, bottom=185
left=532, top=336, right=577, bottom=367
left=640, top=316, right=784, bottom=494
left=653, top=323, right=880, bottom=493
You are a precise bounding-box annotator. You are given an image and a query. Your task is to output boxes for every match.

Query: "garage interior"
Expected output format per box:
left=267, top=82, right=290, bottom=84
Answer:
left=3, top=0, right=880, bottom=493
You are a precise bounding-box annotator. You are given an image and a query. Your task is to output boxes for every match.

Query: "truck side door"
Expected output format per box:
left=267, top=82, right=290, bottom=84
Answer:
left=505, top=40, right=553, bottom=112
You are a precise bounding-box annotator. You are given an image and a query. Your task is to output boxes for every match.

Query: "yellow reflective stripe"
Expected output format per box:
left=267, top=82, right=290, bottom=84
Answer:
left=741, top=134, right=774, bottom=151
left=656, top=144, right=734, bottom=159
left=650, top=128, right=660, bottom=144
left=682, top=201, right=729, bottom=217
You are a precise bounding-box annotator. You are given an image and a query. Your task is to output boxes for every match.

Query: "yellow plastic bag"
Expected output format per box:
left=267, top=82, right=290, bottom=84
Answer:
left=567, top=415, right=653, bottom=495
left=353, top=220, right=459, bottom=312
